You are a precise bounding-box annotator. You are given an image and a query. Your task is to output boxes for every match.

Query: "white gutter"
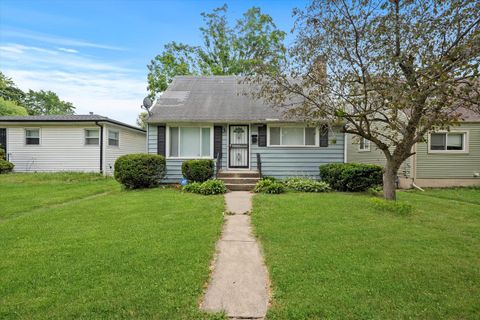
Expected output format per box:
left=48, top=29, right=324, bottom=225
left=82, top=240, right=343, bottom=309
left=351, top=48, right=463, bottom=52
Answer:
left=343, top=132, right=347, bottom=163
left=411, top=142, right=424, bottom=191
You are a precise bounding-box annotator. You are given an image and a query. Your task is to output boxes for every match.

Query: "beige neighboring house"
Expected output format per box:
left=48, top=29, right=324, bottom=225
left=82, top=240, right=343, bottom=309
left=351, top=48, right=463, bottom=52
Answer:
left=346, top=110, right=480, bottom=188
left=0, top=114, right=146, bottom=175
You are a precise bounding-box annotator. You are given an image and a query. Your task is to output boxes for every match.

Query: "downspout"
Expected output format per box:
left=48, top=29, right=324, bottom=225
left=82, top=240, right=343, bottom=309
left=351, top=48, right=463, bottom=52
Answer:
left=95, top=121, right=104, bottom=174
left=343, top=132, right=347, bottom=163
left=411, top=142, right=424, bottom=191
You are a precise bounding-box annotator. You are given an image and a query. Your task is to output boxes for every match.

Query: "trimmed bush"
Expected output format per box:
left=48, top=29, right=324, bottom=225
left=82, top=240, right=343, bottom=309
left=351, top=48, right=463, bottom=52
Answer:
left=320, top=163, right=383, bottom=192
left=0, top=159, right=14, bottom=174
left=114, top=153, right=166, bottom=189
left=183, top=179, right=227, bottom=195
left=181, top=159, right=214, bottom=182
left=284, top=177, right=331, bottom=192
left=254, top=179, right=285, bottom=194
left=0, top=148, right=5, bottom=160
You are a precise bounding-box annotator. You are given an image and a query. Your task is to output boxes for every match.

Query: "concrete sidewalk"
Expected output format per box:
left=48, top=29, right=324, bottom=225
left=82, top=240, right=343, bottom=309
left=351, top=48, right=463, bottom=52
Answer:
left=201, top=191, right=269, bottom=319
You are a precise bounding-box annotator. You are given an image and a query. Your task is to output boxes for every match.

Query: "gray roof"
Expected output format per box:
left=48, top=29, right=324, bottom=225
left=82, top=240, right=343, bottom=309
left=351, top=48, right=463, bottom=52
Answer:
left=457, top=107, right=480, bottom=122
left=0, top=114, right=145, bottom=132
left=148, top=76, right=293, bottom=123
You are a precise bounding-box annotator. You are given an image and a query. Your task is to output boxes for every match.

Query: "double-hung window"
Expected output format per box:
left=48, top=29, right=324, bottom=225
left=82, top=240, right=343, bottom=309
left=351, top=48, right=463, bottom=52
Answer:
left=108, top=130, right=119, bottom=146
left=25, top=128, right=40, bottom=145
left=85, top=129, right=100, bottom=145
left=359, top=138, right=370, bottom=151
left=268, top=126, right=317, bottom=146
left=169, top=126, right=212, bottom=158
left=429, top=132, right=467, bottom=152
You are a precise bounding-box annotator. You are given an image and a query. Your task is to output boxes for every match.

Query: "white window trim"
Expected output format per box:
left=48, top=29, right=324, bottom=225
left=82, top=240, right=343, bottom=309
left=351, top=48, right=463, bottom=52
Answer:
left=166, top=124, right=214, bottom=159
left=267, top=124, right=319, bottom=147
left=84, top=128, right=100, bottom=146
left=427, top=130, right=469, bottom=154
left=358, top=138, right=371, bottom=152
left=108, top=129, right=120, bottom=147
left=24, top=128, right=41, bottom=146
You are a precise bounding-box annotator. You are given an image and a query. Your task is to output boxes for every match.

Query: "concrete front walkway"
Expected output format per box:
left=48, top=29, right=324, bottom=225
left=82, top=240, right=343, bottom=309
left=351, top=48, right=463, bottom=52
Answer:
left=201, top=191, right=269, bottom=319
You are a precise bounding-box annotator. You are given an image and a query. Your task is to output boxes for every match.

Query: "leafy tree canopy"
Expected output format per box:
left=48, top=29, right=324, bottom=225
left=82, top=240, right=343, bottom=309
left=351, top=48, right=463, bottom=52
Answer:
left=136, top=111, right=148, bottom=129
left=147, top=4, right=286, bottom=98
left=0, top=72, right=25, bottom=106
left=0, top=97, right=28, bottom=116
left=248, top=0, right=480, bottom=200
left=23, top=90, right=75, bottom=115
left=0, top=72, right=76, bottom=116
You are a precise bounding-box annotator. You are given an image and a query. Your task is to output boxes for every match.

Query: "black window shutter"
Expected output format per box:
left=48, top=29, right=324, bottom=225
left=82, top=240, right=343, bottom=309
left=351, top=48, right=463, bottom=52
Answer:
left=258, top=125, right=267, bottom=147
left=214, top=126, right=223, bottom=159
left=320, top=125, right=329, bottom=147
left=157, top=125, right=166, bottom=156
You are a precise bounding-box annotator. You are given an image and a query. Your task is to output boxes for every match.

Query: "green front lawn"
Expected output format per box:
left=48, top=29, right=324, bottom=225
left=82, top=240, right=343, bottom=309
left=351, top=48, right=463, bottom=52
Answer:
left=0, top=174, right=225, bottom=319
left=253, top=190, right=480, bottom=319
left=0, top=172, right=118, bottom=220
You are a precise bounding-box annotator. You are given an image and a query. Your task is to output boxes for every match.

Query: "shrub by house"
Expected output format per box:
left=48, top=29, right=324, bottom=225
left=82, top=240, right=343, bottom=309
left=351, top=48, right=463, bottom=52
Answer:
left=181, top=159, right=214, bottom=182
left=114, top=154, right=166, bottom=189
left=320, top=163, right=383, bottom=192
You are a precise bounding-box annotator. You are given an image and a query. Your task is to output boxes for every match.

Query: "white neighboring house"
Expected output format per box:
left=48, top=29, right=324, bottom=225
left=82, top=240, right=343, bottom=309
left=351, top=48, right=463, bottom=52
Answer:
left=0, top=114, right=146, bottom=175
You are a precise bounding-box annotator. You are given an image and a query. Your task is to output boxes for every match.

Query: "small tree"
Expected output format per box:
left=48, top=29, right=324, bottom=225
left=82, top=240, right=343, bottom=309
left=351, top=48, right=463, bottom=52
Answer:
left=248, top=0, right=480, bottom=200
left=136, top=111, right=148, bottom=129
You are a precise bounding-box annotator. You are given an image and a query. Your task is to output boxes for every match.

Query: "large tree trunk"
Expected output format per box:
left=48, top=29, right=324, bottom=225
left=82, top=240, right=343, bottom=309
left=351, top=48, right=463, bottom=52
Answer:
left=383, top=161, right=399, bottom=201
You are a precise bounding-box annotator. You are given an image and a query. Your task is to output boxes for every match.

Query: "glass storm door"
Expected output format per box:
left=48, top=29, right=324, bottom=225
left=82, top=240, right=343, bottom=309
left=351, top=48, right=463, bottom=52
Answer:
left=0, top=128, right=6, bottom=159
left=229, top=125, right=249, bottom=168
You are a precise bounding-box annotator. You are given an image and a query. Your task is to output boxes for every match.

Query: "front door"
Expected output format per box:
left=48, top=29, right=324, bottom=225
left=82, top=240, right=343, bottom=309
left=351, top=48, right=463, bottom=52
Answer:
left=0, top=128, right=6, bottom=159
left=229, top=125, right=249, bottom=168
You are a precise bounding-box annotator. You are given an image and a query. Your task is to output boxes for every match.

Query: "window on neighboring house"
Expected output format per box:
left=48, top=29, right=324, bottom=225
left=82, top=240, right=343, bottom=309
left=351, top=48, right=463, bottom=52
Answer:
left=108, top=130, right=119, bottom=146
left=169, top=126, right=211, bottom=158
left=85, top=129, right=100, bottom=145
left=430, top=132, right=466, bottom=152
left=269, top=126, right=317, bottom=146
left=25, top=129, right=40, bottom=145
left=359, top=138, right=370, bottom=151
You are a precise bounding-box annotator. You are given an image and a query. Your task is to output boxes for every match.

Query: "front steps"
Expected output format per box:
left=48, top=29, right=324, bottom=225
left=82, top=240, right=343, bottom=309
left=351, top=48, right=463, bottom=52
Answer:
left=217, top=170, right=260, bottom=191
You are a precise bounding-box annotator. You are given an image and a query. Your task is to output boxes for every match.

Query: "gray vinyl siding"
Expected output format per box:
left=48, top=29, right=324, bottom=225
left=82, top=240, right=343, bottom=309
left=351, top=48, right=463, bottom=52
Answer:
left=251, top=125, right=345, bottom=179
left=147, top=123, right=227, bottom=183
left=346, top=134, right=412, bottom=177
left=148, top=125, right=158, bottom=154
left=415, top=123, right=480, bottom=179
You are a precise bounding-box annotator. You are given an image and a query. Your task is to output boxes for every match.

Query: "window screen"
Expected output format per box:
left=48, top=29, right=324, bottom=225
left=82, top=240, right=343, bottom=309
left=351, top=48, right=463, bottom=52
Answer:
left=25, top=129, right=40, bottom=145
left=108, top=130, right=119, bottom=146
left=85, top=129, right=99, bottom=145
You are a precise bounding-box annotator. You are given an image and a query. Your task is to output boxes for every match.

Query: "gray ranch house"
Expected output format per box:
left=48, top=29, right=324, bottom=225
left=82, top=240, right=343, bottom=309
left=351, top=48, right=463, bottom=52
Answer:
left=146, top=76, right=345, bottom=188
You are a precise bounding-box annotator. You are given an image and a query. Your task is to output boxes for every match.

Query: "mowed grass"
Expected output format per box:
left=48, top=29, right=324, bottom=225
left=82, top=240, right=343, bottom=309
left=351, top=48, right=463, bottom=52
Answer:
left=0, top=174, right=226, bottom=319
left=0, top=172, right=118, bottom=220
left=252, top=190, right=480, bottom=319
left=410, top=186, right=480, bottom=205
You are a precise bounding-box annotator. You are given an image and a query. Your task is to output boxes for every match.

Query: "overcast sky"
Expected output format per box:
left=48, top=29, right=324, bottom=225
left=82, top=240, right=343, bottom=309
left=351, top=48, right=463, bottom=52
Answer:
left=0, top=0, right=305, bottom=125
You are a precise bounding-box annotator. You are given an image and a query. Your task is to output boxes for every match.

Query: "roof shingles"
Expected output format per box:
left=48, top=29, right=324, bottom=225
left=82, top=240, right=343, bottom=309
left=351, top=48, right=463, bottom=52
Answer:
left=0, top=114, right=145, bottom=132
left=147, top=76, right=288, bottom=123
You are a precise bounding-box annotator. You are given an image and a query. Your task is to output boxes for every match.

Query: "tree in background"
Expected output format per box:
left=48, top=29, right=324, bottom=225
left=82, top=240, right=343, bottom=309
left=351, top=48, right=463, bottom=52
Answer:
left=0, top=97, right=28, bottom=116
left=0, top=72, right=25, bottom=108
left=147, top=4, right=286, bottom=98
left=0, top=71, right=76, bottom=116
left=136, top=111, right=148, bottom=129
left=248, top=0, right=479, bottom=200
left=23, top=90, right=75, bottom=115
